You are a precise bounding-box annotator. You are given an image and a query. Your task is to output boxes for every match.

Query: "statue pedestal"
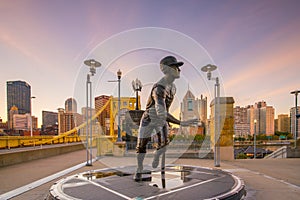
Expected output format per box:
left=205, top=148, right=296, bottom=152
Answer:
left=48, top=165, right=246, bottom=200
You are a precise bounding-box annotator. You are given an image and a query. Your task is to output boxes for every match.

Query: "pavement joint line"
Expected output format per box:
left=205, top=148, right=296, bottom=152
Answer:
left=226, top=167, right=300, bottom=191
left=0, top=158, right=97, bottom=200
left=262, top=174, right=300, bottom=190
left=86, top=177, right=132, bottom=200
left=144, top=175, right=224, bottom=200
left=224, top=168, right=251, bottom=173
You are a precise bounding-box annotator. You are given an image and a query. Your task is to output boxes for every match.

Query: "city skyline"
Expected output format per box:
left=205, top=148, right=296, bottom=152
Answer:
left=1, top=0, right=300, bottom=125
left=1, top=80, right=297, bottom=128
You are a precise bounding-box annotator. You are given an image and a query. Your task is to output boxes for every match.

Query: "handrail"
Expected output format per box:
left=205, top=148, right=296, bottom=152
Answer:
left=264, top=146, right=287, bottom=159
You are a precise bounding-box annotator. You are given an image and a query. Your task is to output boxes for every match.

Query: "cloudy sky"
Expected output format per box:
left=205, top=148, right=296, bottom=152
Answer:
left=1, top=0, right=299, bottom=126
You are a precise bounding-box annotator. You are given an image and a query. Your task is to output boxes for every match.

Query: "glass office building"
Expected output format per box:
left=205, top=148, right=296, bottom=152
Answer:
left=6, top=80, right=31, bottom=121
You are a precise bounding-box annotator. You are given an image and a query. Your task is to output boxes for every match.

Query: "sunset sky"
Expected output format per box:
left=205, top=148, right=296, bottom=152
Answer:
left=1, top=0, right=299, bottom=126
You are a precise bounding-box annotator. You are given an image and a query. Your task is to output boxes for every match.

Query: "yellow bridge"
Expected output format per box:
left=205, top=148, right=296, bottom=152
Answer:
left=0, top=96, right=139, bottom=149
left=0, top=96, right=129, bottom=149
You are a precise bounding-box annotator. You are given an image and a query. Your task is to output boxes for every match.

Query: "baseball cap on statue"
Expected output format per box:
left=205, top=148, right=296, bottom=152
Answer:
left=160, top=56, right=184, bottom=67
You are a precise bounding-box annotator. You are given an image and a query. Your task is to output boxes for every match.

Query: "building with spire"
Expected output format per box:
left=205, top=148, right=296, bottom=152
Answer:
left=181, top=90, right=198, bottom=121
left=180, top=89, right=207, bottom=135
left=180, top=90, right=207, bottom=123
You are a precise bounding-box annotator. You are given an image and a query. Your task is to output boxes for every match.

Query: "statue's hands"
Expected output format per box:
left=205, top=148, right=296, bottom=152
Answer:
left=180, top=118, right=199, bottom=126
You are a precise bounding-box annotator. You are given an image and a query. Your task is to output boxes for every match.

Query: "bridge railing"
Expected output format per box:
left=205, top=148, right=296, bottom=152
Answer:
left=1, top=97, right=112, bottom=148
left=0, top=135, right=81, bottom=149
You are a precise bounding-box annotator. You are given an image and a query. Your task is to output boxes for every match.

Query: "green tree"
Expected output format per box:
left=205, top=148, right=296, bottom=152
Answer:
left=275, top=131, right=289, bottom=137
left=256, top=134, right=268, bottom=140
left=194, top=134, right=205, bottom=143
left=247, top=134, right=253, bottom=141
left=287, top=133, right=293, bottom=139
left=272, top=135, right=279, bottom=140
left=236, top=153, right=247, bottom=159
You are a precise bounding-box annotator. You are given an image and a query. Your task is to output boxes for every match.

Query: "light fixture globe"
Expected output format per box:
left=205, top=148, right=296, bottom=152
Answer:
left=201, top=64, right=217, bottom=72
left=84, top=59, right=101, bottom=76
left=117, top=69, right=122, bottom=79
left=201, top=64, right=217, bottom=80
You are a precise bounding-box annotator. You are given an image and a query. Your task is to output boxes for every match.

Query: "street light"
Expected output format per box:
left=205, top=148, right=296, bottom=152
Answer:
left=201, top=64, right=220, bottom=167
left=132, top=78, right=142, bottom=110
left=108, top=69, right=123, bottom=142
left=254, top=119, right=257, bottom=159
left=291, top=90, right=299, bottom=148
left=117, top=69, right=122, bottom=142
left=30, top=96, right=36, bottom=137
left=84, top=59, right=101, bottom=166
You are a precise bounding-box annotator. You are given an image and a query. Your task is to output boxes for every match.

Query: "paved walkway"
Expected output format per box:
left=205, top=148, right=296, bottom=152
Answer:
left=0, top=149, right=300, bottom=199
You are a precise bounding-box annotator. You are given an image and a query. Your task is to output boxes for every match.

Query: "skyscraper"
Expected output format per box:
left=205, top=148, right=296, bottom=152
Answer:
left=65, top=98, right=77, bottom=113
left=42, top=111, right=58, bottom=128
left=277, top=114, right=290, bottom=133
left=248, top=101, right=275, bottom=136
left=290, top=106, right=300, bottom=138
left=234, top=106, right=250, bottom=137
left=57, top=108, right=65, bottom=134
left=261, top=105, right=275, bottom=136
left=57, top=108, right=80, bottom=134
left=6, top=80, right=31, bottom=128
left=95, top=95, right=111, bottom=135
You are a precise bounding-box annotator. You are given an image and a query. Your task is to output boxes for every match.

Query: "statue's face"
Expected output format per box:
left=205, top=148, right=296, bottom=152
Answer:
left=169, top=65, right=181, bottom=79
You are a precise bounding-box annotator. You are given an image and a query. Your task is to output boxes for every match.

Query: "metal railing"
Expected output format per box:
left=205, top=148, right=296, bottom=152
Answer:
left=264, top=146, right=287, bottom=159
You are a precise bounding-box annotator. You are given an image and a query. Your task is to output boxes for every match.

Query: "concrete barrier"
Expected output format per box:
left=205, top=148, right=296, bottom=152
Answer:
left=0, top=143, right=85, bottom=167
left=287, top=147, right=300, bottom=158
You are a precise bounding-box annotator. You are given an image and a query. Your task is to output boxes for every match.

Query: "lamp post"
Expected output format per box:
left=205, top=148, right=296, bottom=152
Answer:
left=254, top=119, right=257, bottom=159
left=291, top=90, right=299, bottom=149
left=84, top=59, right=101, bottom=166
left=117, top=69, right=122, bottom=142
left=30, top=96, right=36, bottom=137
left=132, top=78, right=142, bottom=110
left=108, top=69, right=123, bottom=142
left=201, top=64, right=220, bottom=167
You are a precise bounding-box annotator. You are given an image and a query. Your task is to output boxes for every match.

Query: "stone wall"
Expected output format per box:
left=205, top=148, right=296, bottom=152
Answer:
left=0, top=143, right=85, bottom=167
